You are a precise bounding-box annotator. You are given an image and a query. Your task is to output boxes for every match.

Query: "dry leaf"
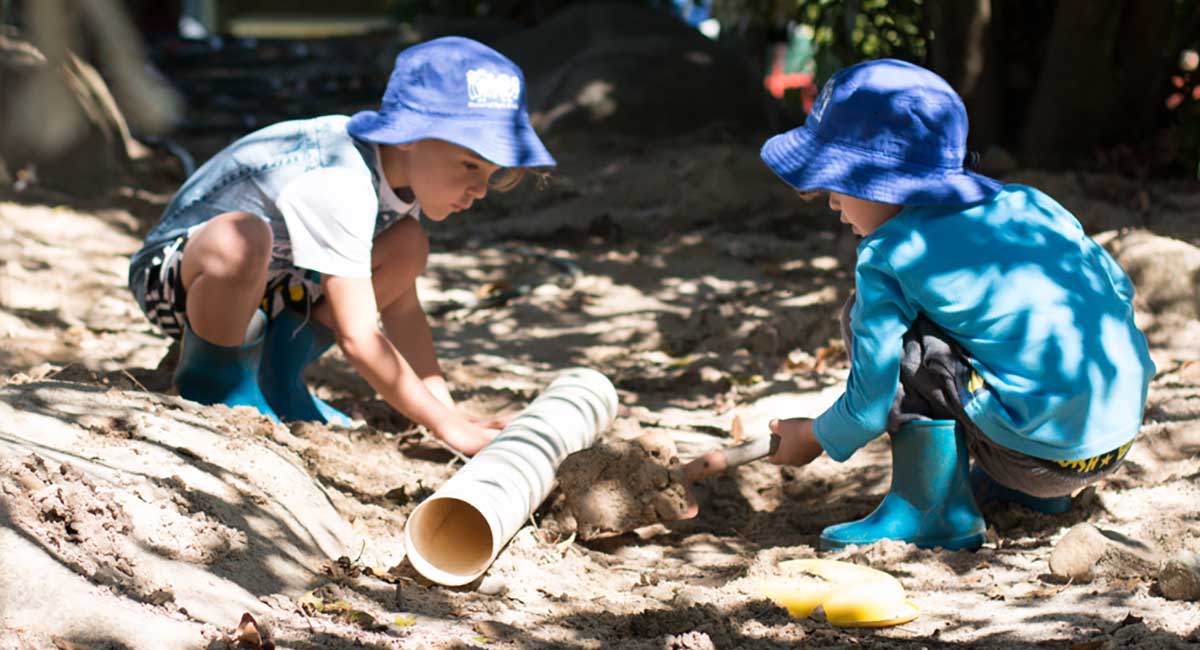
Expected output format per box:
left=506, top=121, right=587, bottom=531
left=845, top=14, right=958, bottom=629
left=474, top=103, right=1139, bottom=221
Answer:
left=298, top=590, right=324, bottom=614
left=321, top=600, right=376, bottom=628
left=235, top=612, right=263, bottom=650
left=477, top=281, right=513, bottom=298
left=321, top=599, right=354, bottom=614
left=394, top=615, right=417, bottom=627
left=729, top=415, right=745, bottom=443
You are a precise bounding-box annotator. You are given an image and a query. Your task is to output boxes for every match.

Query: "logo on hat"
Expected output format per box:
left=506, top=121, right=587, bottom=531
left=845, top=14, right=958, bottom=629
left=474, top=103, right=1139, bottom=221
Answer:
left=466, top=68, right=520, bottom=109
left=811, top=80, right=834, bottom=124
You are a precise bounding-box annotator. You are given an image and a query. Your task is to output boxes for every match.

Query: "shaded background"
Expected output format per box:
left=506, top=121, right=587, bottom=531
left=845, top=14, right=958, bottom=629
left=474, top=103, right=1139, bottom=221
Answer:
left=2, top=0, right=1198, bottom=194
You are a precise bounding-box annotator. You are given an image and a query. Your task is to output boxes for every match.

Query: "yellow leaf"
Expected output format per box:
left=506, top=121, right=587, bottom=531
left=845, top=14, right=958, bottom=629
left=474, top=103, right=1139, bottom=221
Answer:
left=394, top=615, right=417, bottom=627
left=322, top=600, right=353, bottom=614
left=345, top=610, right=375, bottom=627
left=472, top=636, right=493, bottom=644
left=298, top=590, right=324, bottom=613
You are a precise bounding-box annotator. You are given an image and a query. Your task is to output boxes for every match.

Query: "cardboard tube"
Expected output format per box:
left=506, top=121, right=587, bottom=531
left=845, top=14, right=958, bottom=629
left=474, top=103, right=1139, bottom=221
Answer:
left=404, top=368, right=618, bottom=585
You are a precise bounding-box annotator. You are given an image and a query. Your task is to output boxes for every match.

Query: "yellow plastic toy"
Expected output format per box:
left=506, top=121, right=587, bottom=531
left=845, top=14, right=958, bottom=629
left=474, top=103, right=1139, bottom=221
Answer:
left=758, top=559, right=920, bottom=628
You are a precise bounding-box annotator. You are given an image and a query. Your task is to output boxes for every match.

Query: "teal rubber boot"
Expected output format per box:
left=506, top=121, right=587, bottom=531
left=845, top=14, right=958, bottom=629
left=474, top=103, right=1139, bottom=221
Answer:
left=174, top=310, right=279, bottom=421
left=969, top=465, right=1072, bottom=514
left=258, top=307, right=351, bottom=426
left=820, top=419, right=986, bottom=551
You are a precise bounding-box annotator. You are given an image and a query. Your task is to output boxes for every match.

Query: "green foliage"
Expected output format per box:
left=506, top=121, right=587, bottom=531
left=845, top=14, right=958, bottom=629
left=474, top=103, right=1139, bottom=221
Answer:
left=801, top=0, right=927, bottom=82
left=388, top=0, right=669, bottom=22
left=714, top=0, right=928, bottom=84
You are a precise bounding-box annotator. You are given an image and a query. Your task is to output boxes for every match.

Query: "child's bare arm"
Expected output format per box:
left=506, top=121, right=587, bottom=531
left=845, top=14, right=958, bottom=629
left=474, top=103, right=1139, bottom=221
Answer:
left=379, top=283, right=455, bottom=409
left=767, top=417, right=825, bottom=467
left=322, top=274, right=496, bottom=454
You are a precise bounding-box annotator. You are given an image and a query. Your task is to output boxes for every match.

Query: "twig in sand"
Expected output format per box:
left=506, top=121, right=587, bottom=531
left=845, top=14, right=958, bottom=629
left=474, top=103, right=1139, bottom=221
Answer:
left=414, top=427, right=470, bottom=465
left=44, top=362, right=74, bottom=380
left=120, top=368, right=150, bottom=393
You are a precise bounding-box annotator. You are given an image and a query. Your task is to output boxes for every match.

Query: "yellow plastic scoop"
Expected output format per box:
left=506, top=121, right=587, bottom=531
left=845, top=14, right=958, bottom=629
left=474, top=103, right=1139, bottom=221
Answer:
left=758, top=559, right=920, bottom=628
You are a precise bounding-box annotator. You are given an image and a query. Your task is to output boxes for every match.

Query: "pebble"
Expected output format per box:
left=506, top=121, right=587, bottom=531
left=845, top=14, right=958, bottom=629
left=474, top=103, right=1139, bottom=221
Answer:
left=1157, top=552, right=1200, bottom=601
left=1048, top=523, right=1162, bottom=582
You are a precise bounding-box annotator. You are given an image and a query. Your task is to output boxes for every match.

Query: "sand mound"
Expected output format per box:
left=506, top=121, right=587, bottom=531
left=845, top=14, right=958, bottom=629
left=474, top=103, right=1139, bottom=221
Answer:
left=0, top=381, right=365, bottom=647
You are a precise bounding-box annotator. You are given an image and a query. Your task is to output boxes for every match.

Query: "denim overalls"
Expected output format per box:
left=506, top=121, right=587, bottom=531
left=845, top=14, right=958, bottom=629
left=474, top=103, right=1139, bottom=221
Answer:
left=128, top=115, right=415, bottom=337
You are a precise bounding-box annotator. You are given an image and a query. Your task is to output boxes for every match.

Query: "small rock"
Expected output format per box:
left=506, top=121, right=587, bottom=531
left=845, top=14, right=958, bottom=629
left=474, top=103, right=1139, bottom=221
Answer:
left=1049, top=523, right=1163, bottom=582
left=663, top=631, right=716, bottom=650
left=476, top=575, right=508, bottom=596
left=1157, top=552, right=1200, bottom=601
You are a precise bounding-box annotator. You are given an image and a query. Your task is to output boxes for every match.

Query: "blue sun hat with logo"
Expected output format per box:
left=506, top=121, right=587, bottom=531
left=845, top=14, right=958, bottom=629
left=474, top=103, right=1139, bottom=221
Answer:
left=348, top=36, right=555, bottom=168
left=760, top=58, right=1000, bottom=206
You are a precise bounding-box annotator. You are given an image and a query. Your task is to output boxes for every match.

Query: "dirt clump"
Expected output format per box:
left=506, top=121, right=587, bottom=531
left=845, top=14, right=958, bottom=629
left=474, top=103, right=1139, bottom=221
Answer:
left=548, top=431, right=691, bottom=540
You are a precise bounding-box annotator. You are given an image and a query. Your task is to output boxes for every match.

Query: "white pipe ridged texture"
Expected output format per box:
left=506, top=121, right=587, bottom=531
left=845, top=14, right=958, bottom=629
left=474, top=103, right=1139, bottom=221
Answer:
left=404, top=368, right=618, bottom=585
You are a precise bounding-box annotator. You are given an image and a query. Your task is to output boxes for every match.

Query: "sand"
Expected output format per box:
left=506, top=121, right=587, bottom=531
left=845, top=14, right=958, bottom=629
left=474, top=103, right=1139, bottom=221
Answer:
left=2, top=130, right=1199, bottom=648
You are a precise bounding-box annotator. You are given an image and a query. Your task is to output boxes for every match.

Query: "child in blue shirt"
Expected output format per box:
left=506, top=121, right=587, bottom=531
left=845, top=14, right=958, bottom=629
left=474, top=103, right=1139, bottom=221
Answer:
left=128, top=37, right=554, bottom=455
left=758, top=59, right=1154, bottom=550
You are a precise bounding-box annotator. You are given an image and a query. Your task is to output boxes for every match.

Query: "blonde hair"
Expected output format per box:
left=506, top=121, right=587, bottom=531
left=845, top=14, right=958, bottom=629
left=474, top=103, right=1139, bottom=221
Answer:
left=491, top=166, right=551, bottom=192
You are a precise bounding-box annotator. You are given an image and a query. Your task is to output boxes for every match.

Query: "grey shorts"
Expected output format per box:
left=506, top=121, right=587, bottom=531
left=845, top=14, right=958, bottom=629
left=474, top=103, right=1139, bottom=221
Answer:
left=842, top=295, right=1135, bottom=498
left=128, top=226, right=324, bottom=340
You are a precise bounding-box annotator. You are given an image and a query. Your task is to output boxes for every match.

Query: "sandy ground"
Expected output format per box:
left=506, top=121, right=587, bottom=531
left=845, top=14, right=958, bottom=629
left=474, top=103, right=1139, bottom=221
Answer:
left=2, top=130, right=1199, bottom=649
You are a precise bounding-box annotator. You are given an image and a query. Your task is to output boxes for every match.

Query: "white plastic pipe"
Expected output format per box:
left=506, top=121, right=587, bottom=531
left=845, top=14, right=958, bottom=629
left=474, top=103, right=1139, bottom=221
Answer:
left=404, top=368, right=619, bottom=586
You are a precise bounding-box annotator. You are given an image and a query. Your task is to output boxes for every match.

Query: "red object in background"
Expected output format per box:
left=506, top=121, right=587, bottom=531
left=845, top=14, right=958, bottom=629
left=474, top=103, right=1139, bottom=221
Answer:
left=763, top=45, right=817, bottom=112
left=1166, top=74, right=1199, bottom=110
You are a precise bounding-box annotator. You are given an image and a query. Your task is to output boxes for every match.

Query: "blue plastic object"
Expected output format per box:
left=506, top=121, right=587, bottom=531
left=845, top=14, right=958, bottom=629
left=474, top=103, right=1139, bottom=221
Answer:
left=969, top=464, right=1072, bottom=514
left=174, top=314, right=279, bottom=422
left=821, top=419, right=986, bottom=551
left=258, top=308, right=351, bottom=426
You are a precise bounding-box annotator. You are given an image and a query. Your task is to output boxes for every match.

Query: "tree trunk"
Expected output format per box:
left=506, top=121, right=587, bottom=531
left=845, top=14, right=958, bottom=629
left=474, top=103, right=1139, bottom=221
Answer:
left=924, top=0, right=1002, bottom=151
left=1020, top=0, right=1174, bottom=167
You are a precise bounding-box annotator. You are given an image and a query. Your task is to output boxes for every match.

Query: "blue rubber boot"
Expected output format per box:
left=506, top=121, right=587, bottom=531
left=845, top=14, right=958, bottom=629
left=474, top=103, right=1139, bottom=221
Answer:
left=258, top=307, right=351, bottom=426
left=174, top=310, right=279, bottom=421
left=969, top=465, right=1072, bottom=514
left=821, top=419, right=986, bottom=551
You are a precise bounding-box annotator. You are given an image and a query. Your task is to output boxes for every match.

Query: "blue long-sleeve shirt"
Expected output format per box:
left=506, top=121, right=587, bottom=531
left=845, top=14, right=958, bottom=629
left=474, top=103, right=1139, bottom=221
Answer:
left=813, top=185, right=1154, bottom=462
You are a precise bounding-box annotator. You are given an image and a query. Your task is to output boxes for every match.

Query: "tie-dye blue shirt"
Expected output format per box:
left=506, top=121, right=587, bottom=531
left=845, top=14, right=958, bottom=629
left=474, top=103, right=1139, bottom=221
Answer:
left=814, top=185, right=1154, bottom=462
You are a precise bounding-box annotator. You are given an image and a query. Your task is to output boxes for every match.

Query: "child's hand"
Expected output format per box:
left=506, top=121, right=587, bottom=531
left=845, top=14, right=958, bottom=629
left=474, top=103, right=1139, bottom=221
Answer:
left=470, top=409, right=517, bottom=431
left=435, top=415, right=500, bottom=456
left=767, top=417, right=824, bottom=467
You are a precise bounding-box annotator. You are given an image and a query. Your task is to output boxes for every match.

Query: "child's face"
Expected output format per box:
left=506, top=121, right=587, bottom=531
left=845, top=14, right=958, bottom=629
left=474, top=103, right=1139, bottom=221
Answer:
left=826, top=191, right=902, bottom=237
left=398, top=139, right=502, bottom=221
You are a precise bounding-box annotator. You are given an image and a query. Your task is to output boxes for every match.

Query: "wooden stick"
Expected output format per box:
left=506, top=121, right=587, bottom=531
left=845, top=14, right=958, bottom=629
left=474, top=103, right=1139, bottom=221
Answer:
left=683, top=434, right=780, bottom=483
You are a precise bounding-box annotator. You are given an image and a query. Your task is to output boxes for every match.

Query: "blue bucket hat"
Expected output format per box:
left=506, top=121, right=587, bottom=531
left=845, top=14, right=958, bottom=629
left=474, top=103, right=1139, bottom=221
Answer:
left=348, top=36, right=555, bottom=168
left=761, top=58, right=1000, bottom=206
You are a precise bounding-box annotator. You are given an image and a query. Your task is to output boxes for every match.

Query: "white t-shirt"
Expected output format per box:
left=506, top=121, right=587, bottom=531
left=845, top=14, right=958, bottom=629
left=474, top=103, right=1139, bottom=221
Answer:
left=133, top=115, right=420, bottom=281
left=275, top=147, right=416, bottom=278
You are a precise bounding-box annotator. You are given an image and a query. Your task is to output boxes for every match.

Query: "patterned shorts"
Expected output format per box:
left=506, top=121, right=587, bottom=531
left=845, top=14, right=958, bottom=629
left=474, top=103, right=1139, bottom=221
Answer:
left=129, top=228, right=324, bottom=339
